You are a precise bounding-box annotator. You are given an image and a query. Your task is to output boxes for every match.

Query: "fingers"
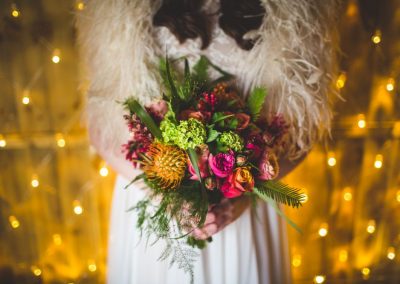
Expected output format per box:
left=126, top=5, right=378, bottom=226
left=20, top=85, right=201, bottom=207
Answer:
left=189, top=197, right=250, bottom=240
left=204, top=211, right=216, bottom=225
left=192, top=223, right=218, bottom=240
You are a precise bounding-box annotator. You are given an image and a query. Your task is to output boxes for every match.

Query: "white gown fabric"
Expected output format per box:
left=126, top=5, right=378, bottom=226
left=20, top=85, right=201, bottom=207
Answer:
left=108, top=176, right=291, bottom=284
left=107, top=9, right=292, bottom=284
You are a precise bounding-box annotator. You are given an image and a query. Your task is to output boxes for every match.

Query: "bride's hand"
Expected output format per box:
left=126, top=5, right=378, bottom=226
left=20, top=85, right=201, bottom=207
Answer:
left=191, top=196, right=251, bottom=240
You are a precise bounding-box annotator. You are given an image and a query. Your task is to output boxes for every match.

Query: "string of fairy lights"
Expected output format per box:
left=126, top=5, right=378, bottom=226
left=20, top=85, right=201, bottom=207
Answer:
left=294, top=2, right=399, bottom=283
left=1, top=0, right=399, bottom=283
left=1, top=1, right=109, bottom=281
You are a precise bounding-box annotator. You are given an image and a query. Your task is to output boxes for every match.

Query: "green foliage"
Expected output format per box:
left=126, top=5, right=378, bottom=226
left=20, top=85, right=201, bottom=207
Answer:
left=211, top=112, right=234, bottom=124
left=204, top=56, right=234, bottom=89
left=255, top=180, right=304, bottom=208
left=123, top=98, right=162, bottom=140
left=188, top=55, right=234, bottom=91
left=188, top=148, right=202, bottom=183
left=124, top=173, right=145, bottom=189
left=192, top=56, right=210, bottom=84
left=130, top=176, right=209, bottom=283
left=187, top=148, right=209, bottom=226
left=247, top=87, right=268, bottom=121
left=187, top=236, right=212, bottom=249
left=253, top=189, right=303, bottom=234
left=125, top=56, right=304, bottom=281
left=159, top=237, right=198, bottom=283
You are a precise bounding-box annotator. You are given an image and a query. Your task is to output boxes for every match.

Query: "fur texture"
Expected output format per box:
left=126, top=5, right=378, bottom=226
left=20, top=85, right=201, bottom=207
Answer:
left=76, top=0, right=338, bottom=159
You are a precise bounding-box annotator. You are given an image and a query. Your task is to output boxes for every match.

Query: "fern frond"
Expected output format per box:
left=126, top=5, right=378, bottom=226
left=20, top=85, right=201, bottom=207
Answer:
left=192, top=55, right=209, bottom=83
left=255, top=180, right=304, bottom=208
left=247, top=87, right=267, bottom=121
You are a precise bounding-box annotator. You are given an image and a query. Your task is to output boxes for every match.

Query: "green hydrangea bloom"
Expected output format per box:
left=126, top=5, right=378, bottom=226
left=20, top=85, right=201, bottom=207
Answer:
left=160, top=119, right=178, bottom=144
left=175, top=118, right=207, bottom=149
left=218, top=131, right=244, bottom=152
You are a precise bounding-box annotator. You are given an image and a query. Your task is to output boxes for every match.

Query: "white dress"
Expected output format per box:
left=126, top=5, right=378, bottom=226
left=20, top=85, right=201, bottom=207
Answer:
left=106, top=15, right=292, bottom=284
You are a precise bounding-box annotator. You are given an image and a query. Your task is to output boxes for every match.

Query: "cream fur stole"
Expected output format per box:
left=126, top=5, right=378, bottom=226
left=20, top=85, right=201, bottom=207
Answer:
left=76, top=0, right=338, bottom=160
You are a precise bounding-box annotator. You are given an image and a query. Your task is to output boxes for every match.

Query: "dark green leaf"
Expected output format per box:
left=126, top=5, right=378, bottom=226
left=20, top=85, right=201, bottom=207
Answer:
left=187, top=148, right=208, bottom=226
left=247, top=87, right=267, bottom=121
left=165, top=58, right=178, bottom=99
left=188, top=148, right=202, bottom=183
left=184, top=58, right=190, bottom=81
left=227, top=99, right=238, bottom=107
left=227, top=118, right=238, bottom=129
left=123, top=98, right=162, bottom=140
left=211, top=112, right=234, bottom=124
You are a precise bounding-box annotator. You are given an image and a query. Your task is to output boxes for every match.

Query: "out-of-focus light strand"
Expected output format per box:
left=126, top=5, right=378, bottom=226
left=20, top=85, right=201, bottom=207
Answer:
left=374, top=154, right=383, bottom=169
left=318, top=223, right=329, bottom=237
left=371, top=30, right=381, bottom=44
left=52, top=49, right=61, bottom=64
left=367, top=219, right=376, bottom=234
left=336, top=73, right=347, bottom=89
left=11, top=4, right=20, bottom=18
left=31, top=175, right=39, bottom=188
left=9, top=215, right=20, bottom=229
left=0, top=135, right=6, bottom=148
left=73, top=200, right=83, bottom=215
left=327, top=152, right=336, bottom=167
left=314, top=275, right=325, bottom=283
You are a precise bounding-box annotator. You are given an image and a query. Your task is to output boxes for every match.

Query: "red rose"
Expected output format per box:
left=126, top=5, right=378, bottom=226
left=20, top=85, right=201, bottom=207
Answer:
left=220, top=167, right=254, bottom=199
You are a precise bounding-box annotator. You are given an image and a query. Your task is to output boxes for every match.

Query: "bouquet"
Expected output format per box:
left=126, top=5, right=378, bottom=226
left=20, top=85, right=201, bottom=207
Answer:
left=122, top=56, right=304, bottom=281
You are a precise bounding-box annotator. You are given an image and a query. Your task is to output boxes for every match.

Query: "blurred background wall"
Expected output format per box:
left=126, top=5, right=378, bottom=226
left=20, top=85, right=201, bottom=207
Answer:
left=0, top=0, right=399, bottom=283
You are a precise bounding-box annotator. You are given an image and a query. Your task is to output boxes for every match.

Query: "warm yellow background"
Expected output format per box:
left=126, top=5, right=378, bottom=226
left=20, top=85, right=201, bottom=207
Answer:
left=0, top=1, right=399, bottom=283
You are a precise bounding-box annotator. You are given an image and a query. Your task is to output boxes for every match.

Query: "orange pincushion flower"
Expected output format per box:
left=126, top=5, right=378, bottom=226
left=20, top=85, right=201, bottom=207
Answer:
left=143, top=143, right=187, bottom=190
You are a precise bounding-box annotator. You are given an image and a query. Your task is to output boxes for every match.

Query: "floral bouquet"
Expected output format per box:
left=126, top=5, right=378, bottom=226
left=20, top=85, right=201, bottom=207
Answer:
left=122, top=56, right=304, bottom=280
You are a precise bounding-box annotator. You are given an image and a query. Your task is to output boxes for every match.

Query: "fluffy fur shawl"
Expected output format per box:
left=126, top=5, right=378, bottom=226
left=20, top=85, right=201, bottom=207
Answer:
left=76, top=0, right=338, bottom=160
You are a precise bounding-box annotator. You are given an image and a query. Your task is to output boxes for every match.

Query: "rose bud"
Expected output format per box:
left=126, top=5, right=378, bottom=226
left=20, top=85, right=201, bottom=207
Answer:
left=204, top=176, right=217, bottom=190
left=236, top=154, right=247, bottom=166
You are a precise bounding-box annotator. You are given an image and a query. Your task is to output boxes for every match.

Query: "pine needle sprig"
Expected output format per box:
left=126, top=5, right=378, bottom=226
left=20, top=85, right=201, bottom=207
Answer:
left=255, top=180, right=305, bottom=208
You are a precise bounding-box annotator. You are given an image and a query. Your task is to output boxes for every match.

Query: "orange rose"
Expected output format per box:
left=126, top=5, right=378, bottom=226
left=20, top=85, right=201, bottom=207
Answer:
left=232, top=167, right=254, bottom=192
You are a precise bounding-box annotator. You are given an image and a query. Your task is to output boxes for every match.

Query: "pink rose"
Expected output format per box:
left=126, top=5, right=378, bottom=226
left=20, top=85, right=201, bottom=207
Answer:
left=188, top=145, right=210, bottom=180
left=258, top=150, right=279, bottom=180
left=208, top=151, right=235, bottom=178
